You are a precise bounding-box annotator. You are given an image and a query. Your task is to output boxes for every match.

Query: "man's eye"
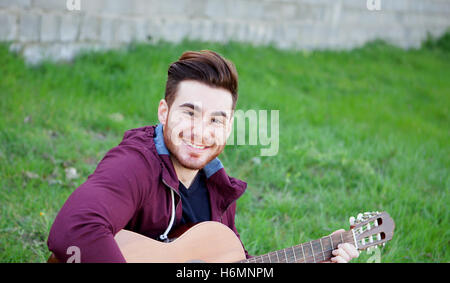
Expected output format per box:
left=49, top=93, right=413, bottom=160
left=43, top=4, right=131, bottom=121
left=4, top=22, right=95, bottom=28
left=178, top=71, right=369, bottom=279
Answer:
left=211, top=117, right=223, bottom=124
left=185, top=111, right=194, bottom=117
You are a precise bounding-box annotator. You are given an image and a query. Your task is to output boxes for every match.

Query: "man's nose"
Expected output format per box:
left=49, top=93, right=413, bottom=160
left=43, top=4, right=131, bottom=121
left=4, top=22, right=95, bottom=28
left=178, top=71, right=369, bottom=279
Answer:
left=191, top=120, right=214, bottom=145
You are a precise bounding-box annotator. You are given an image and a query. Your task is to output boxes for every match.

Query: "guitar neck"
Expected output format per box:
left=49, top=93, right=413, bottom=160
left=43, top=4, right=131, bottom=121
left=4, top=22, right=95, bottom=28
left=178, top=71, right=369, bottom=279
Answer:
left=239, top=230, right=355, bottom=263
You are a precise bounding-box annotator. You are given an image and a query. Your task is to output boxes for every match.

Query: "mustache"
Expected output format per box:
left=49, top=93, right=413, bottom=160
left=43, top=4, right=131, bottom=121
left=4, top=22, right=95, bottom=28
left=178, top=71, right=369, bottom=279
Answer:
left=178, top=132, right=217, bottom=147
left=165, top=122, right=229, bottom=147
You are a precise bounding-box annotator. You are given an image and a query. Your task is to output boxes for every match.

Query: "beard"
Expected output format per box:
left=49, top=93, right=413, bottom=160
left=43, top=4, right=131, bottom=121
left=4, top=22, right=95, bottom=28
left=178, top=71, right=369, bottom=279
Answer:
left=163, top=123, right=226, bottom=170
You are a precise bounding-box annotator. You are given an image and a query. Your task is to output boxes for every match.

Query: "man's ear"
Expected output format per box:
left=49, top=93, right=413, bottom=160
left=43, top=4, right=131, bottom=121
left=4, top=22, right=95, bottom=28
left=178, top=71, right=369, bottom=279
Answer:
left=158, top=99, right=169, bottom=126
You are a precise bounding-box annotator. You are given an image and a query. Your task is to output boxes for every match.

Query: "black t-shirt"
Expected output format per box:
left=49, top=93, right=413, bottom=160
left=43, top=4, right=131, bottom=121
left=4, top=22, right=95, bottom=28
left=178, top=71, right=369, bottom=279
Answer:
left=178, top=170, right=211, bottom=226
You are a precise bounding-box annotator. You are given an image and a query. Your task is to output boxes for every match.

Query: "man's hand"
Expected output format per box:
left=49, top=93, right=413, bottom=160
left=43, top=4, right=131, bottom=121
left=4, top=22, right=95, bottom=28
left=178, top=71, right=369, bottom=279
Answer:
left=328, top=229, right=359, bottom=263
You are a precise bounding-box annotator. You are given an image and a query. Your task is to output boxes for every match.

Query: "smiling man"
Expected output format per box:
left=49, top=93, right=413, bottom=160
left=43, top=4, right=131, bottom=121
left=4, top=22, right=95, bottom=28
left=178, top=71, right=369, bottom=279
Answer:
left=47, top=50, right=359, bottom=263
left=159, top=79, right=234, bottom=188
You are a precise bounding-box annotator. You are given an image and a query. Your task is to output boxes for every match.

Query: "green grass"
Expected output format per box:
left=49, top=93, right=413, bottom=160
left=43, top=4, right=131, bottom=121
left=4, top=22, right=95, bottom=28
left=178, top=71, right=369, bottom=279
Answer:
left=0, top=35, right=449, bottom=262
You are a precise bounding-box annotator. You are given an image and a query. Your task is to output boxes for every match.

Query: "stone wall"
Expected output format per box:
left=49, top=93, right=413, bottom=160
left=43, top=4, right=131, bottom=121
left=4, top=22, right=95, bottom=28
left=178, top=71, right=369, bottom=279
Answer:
left=1, top=0, right=449, bottom=63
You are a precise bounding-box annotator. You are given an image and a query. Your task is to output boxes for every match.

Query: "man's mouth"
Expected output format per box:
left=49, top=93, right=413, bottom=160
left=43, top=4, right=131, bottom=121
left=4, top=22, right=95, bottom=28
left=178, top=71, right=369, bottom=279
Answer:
left=182, top=139, right=208, bottom=150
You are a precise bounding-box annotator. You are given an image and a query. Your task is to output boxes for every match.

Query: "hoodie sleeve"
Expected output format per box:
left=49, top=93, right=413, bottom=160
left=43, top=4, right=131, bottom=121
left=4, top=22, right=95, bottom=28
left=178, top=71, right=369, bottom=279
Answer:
left=223, top=202, right=253, bottom=259
left=47, top=146, right=153, bottom=263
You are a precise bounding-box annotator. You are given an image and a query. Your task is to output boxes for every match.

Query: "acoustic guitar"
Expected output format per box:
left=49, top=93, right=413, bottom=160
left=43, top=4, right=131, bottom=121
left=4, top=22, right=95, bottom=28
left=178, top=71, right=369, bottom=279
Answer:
left=48, top=211, right=394, bottom=263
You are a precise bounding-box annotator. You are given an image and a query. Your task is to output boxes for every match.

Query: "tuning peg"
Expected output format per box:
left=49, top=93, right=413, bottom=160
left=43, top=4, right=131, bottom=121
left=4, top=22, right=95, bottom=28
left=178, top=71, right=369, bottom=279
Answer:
left=357, top=213, right=363, bottom=221
left=349, top=216, right=355, bottom=226
left=364, top=211, right=377, bottom=219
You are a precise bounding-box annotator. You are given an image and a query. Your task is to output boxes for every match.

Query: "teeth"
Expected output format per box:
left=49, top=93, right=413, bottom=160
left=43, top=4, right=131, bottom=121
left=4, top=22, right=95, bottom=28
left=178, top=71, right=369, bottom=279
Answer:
left=184, top=140, right=205, bottom=149
left=191, top=144, right=204, bottom=149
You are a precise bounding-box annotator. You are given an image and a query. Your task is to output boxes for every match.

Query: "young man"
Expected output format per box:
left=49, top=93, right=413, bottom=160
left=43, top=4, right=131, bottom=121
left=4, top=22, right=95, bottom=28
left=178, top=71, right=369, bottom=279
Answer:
left=47, top=50, right=359, bottom=263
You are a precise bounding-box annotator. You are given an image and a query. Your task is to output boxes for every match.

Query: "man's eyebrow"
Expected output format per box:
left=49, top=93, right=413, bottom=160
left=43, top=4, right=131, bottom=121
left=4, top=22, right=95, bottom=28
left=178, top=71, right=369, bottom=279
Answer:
left=210, top=110, right=228, bottom=118
left=179, top=103, right=200, bottom=111
left=179, top=103, right=228, bottom=118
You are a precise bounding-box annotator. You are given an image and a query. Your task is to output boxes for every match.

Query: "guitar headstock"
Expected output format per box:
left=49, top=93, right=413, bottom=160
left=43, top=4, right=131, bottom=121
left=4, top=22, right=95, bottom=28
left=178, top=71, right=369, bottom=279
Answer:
left=349, top=211, right=395, bottom=251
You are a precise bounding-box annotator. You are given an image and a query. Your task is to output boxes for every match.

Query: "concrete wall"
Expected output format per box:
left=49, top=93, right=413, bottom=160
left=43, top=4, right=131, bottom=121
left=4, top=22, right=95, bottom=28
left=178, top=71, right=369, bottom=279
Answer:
left=1, top=0, right=449, bottom=63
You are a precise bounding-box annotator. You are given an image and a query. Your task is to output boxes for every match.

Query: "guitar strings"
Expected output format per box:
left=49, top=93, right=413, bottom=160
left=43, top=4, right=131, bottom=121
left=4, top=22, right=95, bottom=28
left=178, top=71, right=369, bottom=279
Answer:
left=243, top=235, right=357, bottom=263
left=243, top=246, right=335, bottom=263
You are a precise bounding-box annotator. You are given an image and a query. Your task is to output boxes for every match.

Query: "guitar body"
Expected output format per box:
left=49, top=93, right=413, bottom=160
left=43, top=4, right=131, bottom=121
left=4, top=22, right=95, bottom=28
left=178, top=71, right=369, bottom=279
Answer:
left=114, top=221, right=247, bottom=263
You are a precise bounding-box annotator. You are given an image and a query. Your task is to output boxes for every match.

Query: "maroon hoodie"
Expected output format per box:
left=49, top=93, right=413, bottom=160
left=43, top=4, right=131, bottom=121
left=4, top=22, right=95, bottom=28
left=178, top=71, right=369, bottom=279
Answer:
left=47, top=124, right=250, bottom=262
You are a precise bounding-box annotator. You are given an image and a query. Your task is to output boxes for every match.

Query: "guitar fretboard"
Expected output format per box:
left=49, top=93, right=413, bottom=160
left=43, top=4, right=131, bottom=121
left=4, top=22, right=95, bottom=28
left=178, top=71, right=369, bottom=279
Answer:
left=239, top=231, right=354, bottom=263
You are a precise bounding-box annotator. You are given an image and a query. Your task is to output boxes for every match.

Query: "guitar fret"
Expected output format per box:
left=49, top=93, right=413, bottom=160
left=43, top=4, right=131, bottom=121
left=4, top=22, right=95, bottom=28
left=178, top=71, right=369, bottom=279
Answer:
left=284, top=248, right=288, bottom=263
left=302, top=242, right=312, bottom=263
left=322, top=236, right=333, bottom=261
left=270, top=252, right=277, bottom=263
left=286, top=247, right=296, bottom=262
left=311, top=240, right=323, bottom=262
left=301, top=243, right=305, bottom=263
left=284, top=248, right=290, bottom=263
left=278, top=250, right=284, bottom=263
left=310, top=241, right=316, bottom=263
left=275, top=250, right=281, bottom=263
left=286, top=248, right=290, bottom=263
left=329, top=235, right=334, bottom=249
left=320, top=238, right=325, bottom=260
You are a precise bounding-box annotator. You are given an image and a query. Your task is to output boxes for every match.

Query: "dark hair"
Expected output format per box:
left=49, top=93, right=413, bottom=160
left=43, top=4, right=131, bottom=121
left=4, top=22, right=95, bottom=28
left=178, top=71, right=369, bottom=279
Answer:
left=165, top=50, right=239, bottom=110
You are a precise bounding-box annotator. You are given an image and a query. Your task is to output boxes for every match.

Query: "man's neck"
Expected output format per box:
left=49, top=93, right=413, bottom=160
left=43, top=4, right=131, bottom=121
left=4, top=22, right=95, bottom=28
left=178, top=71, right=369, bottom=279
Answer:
left=170, top=156, right=199, bottom=188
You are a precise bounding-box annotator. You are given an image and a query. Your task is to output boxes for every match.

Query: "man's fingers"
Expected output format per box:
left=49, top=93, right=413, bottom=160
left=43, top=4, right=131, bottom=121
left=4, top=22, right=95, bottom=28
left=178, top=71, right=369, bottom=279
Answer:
left=330, top=256, right=346, bottom=263
left=332, top=243, right=359, bottom=263
left=333, top=247, right=351, bottom=262
left=340, top=243, right=359, bottom=259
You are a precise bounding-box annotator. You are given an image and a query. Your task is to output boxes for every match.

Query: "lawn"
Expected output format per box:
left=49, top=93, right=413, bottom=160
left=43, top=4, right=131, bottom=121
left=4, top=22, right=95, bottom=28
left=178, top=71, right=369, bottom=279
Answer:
left=0, top=34, right=449, bottom=262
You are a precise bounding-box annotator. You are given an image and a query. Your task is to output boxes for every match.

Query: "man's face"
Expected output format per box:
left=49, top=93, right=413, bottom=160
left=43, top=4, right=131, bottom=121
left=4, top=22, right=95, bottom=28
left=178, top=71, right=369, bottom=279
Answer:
left=158, top=80, right=234, bottom=170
